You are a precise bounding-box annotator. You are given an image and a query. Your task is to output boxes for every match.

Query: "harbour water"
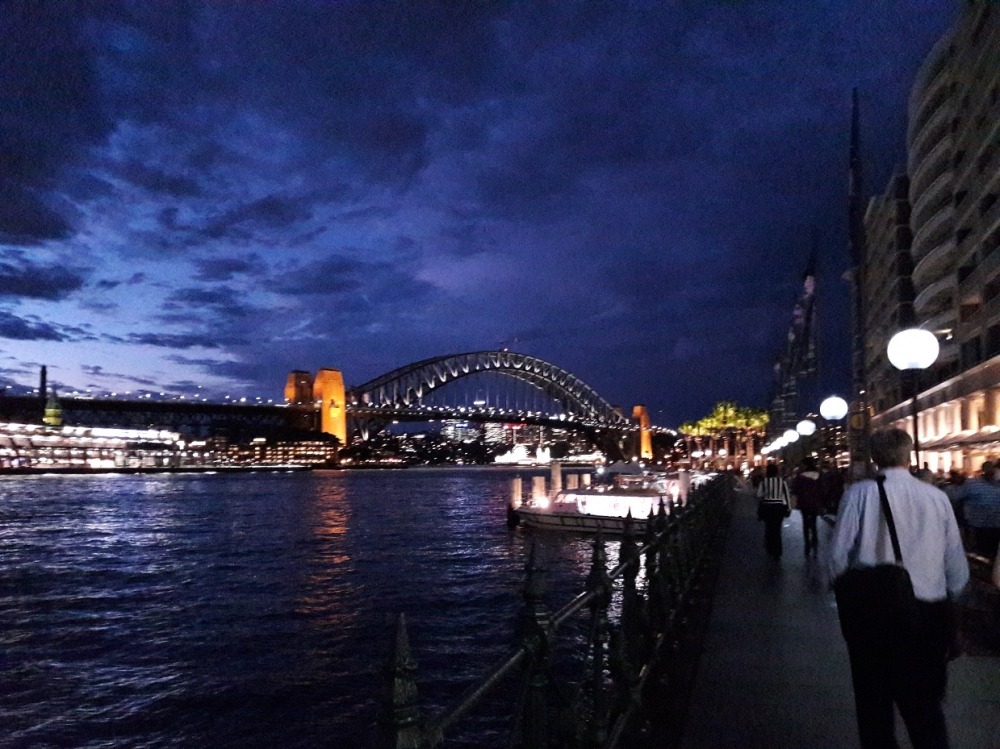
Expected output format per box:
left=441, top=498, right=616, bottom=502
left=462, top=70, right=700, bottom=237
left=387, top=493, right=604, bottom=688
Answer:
left=0, top=467, right=601, bottom=748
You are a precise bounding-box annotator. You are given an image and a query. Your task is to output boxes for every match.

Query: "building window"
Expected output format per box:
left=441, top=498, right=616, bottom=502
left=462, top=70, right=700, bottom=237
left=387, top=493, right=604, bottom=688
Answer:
left=987, top=324, right=1000, bottom=359
left=962, top=337, right=983, bottom=369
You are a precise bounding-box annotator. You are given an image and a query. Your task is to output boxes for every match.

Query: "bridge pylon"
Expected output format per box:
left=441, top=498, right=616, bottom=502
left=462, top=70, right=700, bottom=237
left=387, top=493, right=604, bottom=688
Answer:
left=285, top=368, right=347, bottom=444
left=632, top=404, right=652, bottom=460
left=314, top=369, right=347, bottom=444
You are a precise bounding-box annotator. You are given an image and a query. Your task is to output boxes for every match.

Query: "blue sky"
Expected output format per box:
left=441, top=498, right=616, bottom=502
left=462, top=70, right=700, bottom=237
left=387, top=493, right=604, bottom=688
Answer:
left=0, top=1, right=959, bottom=424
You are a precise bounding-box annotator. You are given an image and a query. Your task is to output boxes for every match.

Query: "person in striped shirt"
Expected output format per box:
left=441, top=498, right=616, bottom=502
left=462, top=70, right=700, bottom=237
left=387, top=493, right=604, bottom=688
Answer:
left=756, top=462, right=791, bottom=558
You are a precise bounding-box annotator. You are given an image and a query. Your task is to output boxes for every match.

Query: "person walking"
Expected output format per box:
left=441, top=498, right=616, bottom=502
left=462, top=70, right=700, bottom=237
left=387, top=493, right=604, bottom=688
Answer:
left=790, top=456, right=824, bottom=557
left=951, top=460, right=1000, bottom=558
left=756, top=462, right=791, bottom=558
left=819, top=459, right=845, bottom=516
left=827, top=429, right=969, bottom=749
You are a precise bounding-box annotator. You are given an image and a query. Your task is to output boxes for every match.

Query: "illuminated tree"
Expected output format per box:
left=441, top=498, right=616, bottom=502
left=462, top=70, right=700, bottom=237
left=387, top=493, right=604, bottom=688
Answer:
left=679, top=402, right=769, bottom=468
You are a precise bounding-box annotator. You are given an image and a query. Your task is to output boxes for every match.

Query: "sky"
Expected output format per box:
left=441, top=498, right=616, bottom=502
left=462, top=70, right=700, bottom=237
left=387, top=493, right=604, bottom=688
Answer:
left=0, top=0, right=961, bottom=426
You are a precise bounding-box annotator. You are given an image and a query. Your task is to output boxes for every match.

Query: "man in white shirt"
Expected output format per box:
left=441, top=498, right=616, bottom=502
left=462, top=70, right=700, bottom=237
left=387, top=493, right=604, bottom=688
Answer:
left=827, top=428, right=969, bottom=749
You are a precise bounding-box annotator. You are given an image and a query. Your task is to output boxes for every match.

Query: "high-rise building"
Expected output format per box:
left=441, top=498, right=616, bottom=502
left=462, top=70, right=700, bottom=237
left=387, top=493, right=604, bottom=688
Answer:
left=863, top=173, right=914, bottom=414
left=870, top=3, right=1000, bottom=472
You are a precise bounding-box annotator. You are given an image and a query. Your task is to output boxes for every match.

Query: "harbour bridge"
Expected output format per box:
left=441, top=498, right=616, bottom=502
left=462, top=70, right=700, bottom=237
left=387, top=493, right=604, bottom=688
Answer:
left=287, top=350, right=653, bottom=455
left=0, top=351, right=653, bottom=455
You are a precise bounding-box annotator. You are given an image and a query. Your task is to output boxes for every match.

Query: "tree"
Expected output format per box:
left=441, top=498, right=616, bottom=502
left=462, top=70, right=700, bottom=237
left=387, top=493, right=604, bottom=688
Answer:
left=678, top=401, right=769, bottom=468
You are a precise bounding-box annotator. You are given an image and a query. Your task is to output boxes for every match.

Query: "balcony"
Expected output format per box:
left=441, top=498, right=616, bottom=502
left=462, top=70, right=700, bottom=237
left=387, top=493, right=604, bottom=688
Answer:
left=911, top=176, right=953, bottom=230
left=909, top=134, right=953, bottom=197
left=909, top=103, right=953, bottom=167
left=912, top=200, right=954, bottom=255
left=911, top=234, right=955, bottom=292
left=913, top=273, right=956, bottom=318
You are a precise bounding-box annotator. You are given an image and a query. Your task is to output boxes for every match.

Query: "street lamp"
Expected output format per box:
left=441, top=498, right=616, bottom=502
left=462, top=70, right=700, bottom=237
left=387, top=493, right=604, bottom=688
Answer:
left=887, top=328, right=940, bottom=468
left=820, top=396, right=849, bottom=421
left=796, top=419, right=817, bottom=436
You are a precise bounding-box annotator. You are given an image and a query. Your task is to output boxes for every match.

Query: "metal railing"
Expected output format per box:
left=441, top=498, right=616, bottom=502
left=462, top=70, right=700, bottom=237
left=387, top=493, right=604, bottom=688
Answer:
left=379, top=475, right=733, bottom=748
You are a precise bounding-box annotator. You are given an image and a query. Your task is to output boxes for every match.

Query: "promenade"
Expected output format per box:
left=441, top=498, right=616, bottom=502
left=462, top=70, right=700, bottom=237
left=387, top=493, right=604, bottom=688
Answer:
left=673, top=486, right=1000, bottom=749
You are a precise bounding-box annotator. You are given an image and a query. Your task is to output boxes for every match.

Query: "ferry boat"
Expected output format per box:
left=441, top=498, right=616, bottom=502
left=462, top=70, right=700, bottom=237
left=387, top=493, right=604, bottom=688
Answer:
left=512, top=462, right=692, bottom=533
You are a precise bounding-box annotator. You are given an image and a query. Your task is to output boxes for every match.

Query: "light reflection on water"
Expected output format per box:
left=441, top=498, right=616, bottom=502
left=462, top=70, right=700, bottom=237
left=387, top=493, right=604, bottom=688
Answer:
left=0, top=467, right=613, bottom=748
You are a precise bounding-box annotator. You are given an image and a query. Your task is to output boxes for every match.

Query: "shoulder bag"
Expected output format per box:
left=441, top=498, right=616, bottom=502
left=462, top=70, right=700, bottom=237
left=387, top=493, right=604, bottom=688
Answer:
left=833, top=476, right=920, bottom=646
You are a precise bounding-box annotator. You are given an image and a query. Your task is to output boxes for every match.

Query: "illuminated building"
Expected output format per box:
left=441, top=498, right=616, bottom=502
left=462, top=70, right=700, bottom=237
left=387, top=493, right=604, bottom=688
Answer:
left=869, top=4, right=1000, bottom=471
left=441, top=420, right=481, bottom=442
left=0, top=421, right=183, bottom=470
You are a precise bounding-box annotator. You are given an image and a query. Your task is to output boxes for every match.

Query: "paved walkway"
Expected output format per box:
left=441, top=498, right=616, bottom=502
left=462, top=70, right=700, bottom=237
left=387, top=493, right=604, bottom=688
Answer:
left=676, top=488, right=1000, bottom=749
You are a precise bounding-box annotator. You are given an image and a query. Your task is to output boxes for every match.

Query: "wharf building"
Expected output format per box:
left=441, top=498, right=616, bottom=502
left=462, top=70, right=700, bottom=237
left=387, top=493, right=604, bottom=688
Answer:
left=867, top=3, right=1000, bottom=473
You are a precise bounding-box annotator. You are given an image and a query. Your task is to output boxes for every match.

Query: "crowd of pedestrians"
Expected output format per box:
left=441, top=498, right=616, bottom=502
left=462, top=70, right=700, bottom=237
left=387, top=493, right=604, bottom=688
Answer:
left=744, top=430, right=998, bottom=749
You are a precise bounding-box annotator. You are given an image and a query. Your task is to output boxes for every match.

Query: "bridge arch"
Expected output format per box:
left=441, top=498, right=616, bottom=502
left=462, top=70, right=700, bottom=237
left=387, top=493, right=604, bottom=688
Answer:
left=348, top=351, right=628, bottom=426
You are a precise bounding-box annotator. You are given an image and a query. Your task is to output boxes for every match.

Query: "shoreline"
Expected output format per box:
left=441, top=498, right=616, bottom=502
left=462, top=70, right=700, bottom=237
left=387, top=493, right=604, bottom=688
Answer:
left=0, top=465, right=314, bottom=476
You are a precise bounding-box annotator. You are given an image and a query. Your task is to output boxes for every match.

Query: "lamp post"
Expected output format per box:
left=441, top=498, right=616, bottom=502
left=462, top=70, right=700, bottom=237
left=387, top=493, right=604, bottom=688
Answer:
left=887, top=328, right=940, bottom=469
left=820, top=396, right=848, bottom=464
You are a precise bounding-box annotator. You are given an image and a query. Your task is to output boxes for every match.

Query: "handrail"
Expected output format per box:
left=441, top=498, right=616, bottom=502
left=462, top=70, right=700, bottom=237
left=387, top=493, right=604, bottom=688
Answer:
left=379, top=474, right=733, bottom=748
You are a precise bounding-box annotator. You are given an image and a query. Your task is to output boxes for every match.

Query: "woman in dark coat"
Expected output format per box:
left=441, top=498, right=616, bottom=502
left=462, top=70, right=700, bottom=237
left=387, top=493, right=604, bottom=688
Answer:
left=756, top=463, right=791, bottom=558
left=790, top=456, right=824, bottom=557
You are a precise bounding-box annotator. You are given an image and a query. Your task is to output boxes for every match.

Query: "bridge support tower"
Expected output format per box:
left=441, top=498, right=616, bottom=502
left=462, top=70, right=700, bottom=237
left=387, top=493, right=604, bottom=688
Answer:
left=632, top=404, right=652, bottom=460
left=285, top=368, right=347, bottom=444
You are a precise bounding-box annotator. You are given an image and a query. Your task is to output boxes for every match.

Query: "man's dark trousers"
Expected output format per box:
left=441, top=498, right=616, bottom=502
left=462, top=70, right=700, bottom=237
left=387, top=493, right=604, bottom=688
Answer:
left=844, top=599, right=953, bottom=749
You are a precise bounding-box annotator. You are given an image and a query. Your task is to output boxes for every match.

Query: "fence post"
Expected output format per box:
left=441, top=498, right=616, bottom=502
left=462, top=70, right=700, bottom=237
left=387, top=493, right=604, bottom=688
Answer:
left=586, top=531, right=612, bottom=746
left=619, top=516, right=644, bottom=669
left=380, top=613, right=424, bottom=749
left=517, top=543, right=551, bottom=749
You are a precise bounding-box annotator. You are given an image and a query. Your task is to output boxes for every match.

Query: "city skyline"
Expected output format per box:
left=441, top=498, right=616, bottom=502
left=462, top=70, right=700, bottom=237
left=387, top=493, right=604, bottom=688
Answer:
left=0, top=1, right=959, bottom=424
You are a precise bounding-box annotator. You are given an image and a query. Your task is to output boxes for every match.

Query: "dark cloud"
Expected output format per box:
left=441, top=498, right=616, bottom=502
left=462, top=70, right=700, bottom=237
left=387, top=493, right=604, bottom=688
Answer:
left=0, top=0, right=110, bottom=243
left=80, top=364, right=158, bottom=388
left=0, top=311, right=65, bottom=341
left=266, top=256, right=364, bottom=297
left=121, top=160, right=202, bottom=198
left=0, top=254, right=86, bottom=300
left=125, top=332, right=230, bottom=349
left=0, top=182, right=74, bottom=244
left=193, top=255, right=264, bottom=282
left=162, top=286, right=253, bottom=317
left=203, top=195, right=313, bottom=240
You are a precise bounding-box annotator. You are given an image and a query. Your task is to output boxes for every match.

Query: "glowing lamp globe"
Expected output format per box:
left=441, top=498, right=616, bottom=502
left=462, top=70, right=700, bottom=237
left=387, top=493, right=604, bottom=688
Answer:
left=820, top=396, right=849, bottom=421
left=796, top=419, right=817, bottom=436
left=887, top=328, right=940, bottom=371
left=783, top=429, right=800, bottom=443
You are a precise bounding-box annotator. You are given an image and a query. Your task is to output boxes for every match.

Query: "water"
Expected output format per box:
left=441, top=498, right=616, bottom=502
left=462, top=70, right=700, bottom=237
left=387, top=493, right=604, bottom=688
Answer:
left=0, top=468, right=603, bottom=748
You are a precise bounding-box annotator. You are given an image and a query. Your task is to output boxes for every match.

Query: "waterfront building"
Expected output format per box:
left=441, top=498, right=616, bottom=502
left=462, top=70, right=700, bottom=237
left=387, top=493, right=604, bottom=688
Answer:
left=0, top=421, right=183, bottom=470
left=441, top=419, right=482, bottom=442
left=869, top=3, right=1000, bottom=473
left=215, top=436, right=339, bottom=468
left=863, top=173, right=915, bottom=414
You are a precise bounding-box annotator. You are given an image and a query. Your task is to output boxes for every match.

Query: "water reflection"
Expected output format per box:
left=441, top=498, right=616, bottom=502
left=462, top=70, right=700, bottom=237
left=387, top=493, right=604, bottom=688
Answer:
left=1, top=468, right=611, bottom=748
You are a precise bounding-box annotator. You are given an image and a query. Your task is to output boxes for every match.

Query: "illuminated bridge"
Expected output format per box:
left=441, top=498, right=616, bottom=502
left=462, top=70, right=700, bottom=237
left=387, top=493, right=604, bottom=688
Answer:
left=0, top=352, right=652, bottom=453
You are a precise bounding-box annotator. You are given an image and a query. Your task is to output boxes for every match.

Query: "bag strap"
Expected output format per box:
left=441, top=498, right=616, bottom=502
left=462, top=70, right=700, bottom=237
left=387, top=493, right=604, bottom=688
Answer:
left=875, top=475, right=904, bottom=564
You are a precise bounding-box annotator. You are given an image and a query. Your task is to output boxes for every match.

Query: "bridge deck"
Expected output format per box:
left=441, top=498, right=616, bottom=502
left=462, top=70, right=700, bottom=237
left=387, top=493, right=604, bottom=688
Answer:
left=658, top=486, right=1000, bottom=749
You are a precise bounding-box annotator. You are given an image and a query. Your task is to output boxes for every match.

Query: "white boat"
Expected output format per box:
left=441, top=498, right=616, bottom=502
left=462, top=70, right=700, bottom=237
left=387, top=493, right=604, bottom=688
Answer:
left=512, top=463, right=690, bottom=534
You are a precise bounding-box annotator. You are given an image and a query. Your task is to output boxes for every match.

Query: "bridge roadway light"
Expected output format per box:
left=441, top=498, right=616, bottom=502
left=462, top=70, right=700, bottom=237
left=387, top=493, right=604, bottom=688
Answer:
left=796, top=419, right=816, bottom=436
left=783, top=429, right=799, bottom=443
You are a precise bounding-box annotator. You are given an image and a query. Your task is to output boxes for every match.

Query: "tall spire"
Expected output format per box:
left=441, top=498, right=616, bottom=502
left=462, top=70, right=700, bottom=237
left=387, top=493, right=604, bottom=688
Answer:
left=847, top=87, right=870, bottom=464
left=848, top=87, right=865, bottom=267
